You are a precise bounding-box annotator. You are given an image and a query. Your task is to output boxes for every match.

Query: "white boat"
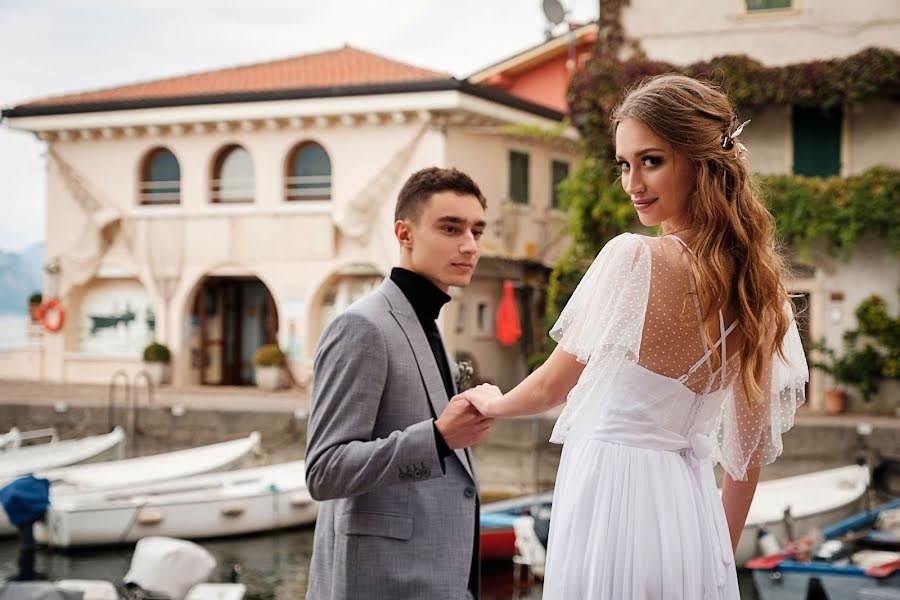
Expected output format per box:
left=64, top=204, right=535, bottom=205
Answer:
left=37, top=460, right=317, bottom=548
left=41, top=431, right=261, bottom=492
left=0, top=432, right=261, bottom=536
left=734, top=464, right=870, bottom=565
left=0, top=427, right=125, bottom=482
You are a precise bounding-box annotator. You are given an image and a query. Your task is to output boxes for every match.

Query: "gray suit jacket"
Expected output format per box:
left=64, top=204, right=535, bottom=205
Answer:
left=305, top=278, right=480, bottom=600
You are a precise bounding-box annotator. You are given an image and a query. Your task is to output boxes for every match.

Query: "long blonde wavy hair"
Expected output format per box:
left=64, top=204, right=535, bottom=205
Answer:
left=612, top=74, right=791, bottom=404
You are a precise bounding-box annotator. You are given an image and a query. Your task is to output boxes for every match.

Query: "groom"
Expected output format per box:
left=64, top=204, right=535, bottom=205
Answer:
left=305, top=167, right=494, bottom=599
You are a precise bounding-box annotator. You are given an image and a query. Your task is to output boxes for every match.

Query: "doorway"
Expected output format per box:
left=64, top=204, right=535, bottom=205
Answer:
left=191, top=277, right=278, bottom=385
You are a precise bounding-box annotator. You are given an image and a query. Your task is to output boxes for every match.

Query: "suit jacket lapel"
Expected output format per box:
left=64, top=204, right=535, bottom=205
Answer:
left=381, top=279, right=475, bottom=482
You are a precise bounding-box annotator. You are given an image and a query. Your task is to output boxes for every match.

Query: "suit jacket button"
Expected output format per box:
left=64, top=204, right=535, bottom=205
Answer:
left=464, top=486, right=475, bottom=498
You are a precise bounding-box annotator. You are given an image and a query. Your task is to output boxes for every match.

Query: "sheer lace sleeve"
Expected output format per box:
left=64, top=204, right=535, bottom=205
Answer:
left=713, top=301, right=809, bottom=481
left=548, top=233, right=652, bottom=443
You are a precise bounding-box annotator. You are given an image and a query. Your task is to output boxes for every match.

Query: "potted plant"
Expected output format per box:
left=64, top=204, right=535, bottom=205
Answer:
left=807, top=338, right=885, bottom=415
left=807, top=340, right=851, bottom=414
left=253, top=344, right=287, bottom=390
left=28, top=292, right=42, bottom=323
left=142, top=342, right=172, bottom=385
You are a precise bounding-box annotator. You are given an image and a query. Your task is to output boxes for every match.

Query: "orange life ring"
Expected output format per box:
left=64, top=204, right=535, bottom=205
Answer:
left=38, top=299, right=65, bottom=333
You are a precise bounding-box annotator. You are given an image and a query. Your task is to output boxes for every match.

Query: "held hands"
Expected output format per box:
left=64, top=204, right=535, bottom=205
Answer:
left=459, top=383, right=503, bottom=418
left=435, top=384, right=504, bottom=449
left=435, top=393, right=495, bottom=450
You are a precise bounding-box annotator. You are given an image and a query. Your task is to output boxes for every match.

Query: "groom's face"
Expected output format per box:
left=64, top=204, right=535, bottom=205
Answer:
left=396, top=191, right=486, bottom=293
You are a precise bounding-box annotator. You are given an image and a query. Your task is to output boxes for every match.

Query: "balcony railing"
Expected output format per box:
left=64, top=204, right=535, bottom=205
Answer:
left=285, top=175, right=331, bottom=201
left=139, top=179, right=180, bottom=204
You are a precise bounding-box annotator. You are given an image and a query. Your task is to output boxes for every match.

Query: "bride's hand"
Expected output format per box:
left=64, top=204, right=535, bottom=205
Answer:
left=461, top=383, right=503, bottom=417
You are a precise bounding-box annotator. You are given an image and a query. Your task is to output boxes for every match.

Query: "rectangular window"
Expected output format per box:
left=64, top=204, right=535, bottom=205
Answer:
left=550, top=160, right=570, bottom=210
left=792, top=106, right=842, bottom=177
left=746, top=0, right=791, bottom=11
left=476, top=302, right=489, bottom=334
left=455, top=303, right=466, bottom=333
left=508, top=151, right=530, bottom=205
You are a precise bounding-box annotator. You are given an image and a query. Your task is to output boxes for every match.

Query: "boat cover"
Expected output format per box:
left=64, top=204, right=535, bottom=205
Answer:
left=0, top=475, right=50, bottom=526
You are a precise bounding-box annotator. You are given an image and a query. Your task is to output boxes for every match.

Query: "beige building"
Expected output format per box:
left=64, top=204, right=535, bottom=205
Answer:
left=1, top=47, right=577, bottom=391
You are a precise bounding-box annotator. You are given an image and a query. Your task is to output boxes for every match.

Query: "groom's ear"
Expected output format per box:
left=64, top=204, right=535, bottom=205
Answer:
left=394, top=219, right=413, bottom=249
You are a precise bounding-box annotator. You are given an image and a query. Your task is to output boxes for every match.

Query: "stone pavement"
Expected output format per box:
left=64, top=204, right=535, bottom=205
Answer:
left=0, top=378, right=309, bottom=414
left=1, top=378, right=897, bottom=427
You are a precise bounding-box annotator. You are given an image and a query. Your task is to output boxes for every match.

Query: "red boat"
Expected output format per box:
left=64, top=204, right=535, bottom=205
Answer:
left=480, top=491, right=553, bottom=561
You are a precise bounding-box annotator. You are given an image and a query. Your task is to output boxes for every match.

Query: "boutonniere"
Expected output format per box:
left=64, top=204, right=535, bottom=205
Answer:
left=453, top=360, right=474, bottom=390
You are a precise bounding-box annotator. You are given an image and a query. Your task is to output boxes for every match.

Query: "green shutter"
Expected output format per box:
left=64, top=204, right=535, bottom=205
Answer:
left=551, top=160, right=570, bottom=209
left=792, top=106, right=842, bottom=177
left=509, top=151, right=530, bottom=205
left=746, top=0, right=791, bottom=11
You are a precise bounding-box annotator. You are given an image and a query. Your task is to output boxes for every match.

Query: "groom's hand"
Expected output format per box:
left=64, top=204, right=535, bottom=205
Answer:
left=435, top=396, right=494, bottom=449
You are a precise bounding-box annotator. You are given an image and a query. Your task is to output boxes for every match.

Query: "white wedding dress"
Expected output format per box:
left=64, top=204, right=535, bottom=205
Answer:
left=542, top=233, right=808, bottom=599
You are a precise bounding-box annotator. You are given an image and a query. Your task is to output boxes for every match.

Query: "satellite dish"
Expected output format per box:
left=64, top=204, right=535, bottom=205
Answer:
left=542, top=0, right=566, bottom=25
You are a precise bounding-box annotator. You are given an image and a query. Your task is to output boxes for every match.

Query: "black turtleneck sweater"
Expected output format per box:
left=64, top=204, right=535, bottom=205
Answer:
left=389, top=267, right=455, bottom=460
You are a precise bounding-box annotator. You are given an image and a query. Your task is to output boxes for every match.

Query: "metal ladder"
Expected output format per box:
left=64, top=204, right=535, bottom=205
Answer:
left=107, top=369, right=155, bottom=443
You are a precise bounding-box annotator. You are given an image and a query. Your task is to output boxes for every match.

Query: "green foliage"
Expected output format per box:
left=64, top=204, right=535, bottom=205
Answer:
left=759, top=167, right=900, bottom=260
left=253, top=344, right=286, bottom=367
left=143, top=342, right=171, bottom=363
left=807, top=339, right=884, bottom=402
left=853, top=293, right=900, bottom=379
left=499, top=118, right=572, bottom=141
left=28, top=292, right=42, bottom=305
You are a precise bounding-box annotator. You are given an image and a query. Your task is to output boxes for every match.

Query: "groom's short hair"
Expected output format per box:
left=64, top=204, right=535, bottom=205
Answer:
left=395, top=167, right=487, bottom=223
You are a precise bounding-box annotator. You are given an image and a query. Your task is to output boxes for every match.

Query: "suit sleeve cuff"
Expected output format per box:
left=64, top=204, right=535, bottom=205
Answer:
left=433, top=419, right=453, bottom=469
left=396, top=418, right=446, bottom=481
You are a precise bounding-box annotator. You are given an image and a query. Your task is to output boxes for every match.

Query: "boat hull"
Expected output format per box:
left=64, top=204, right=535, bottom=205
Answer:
left=36, top=462, right=318, bottom=548
left=753, top=567, right=900, bottom=600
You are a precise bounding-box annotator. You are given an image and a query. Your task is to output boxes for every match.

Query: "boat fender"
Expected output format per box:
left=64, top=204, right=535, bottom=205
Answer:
left=757, top=528, right=781, bottom=557
left=136, top=508, right=164, bottom=526
left=220, top=502, right=246, bottom=517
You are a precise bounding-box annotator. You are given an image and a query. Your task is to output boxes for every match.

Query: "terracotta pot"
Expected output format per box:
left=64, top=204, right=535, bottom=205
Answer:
left=825, top=388, right=846, bottom=415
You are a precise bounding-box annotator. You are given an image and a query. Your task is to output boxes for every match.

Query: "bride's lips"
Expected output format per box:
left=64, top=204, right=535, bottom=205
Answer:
left=632, top=198, right=658, bottom=212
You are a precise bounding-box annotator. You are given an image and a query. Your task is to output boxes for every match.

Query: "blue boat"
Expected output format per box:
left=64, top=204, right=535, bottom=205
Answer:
left=749, top=497, right=900, bottom=599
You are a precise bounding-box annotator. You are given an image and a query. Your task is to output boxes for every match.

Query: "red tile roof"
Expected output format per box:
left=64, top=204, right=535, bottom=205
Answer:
left=25, top=46, right=451, bottom=107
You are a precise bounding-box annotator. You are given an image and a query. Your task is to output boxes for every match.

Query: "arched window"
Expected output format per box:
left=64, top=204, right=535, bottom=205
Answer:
left=140, top=148, right=180, bottom=204
left=285, top=142, right=332, bottom=201
left=211, top=145, right=254, bottom=203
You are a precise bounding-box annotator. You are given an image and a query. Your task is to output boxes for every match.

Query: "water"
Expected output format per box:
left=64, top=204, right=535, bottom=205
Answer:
left=0, top=528, right=761, bottom=599
left=0, top=314, right=32, bottom=351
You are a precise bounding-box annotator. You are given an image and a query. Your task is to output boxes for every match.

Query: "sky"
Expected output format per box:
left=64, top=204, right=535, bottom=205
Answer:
left=0, top=0, right=598, bottom=253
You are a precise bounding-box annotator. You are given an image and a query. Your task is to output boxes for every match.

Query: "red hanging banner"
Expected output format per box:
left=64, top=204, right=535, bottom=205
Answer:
left=495, top=280, right=522, bottom=346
